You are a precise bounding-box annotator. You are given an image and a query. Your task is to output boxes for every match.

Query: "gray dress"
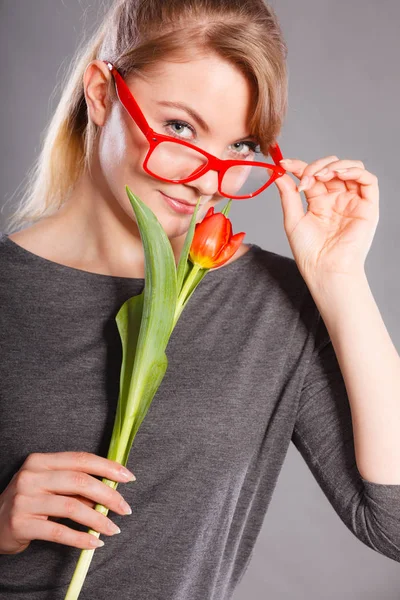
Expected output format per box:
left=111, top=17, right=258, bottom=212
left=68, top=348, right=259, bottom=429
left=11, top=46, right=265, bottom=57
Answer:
left=0, top=232, right=399, bottom=600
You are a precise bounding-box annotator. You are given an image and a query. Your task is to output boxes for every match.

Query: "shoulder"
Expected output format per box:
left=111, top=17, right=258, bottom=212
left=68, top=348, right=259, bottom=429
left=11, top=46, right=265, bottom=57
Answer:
left=0, top=226, right=49, bottom=286
left=238, top=242, right=316, bottom=313
left=0, top=231, right=13, bottom=262
left=0, top=223, right=42, bottom=253
left=247, top=242, right=306, bottom=286
left=0, top=232, right=23, bottom=306
left=0, top=221, right=77, bottom=272
left=5, top=222, right=51, bottom=256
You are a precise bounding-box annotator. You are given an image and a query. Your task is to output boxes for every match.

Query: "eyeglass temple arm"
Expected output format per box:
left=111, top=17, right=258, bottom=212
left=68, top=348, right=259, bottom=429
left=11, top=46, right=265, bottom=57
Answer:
left=103, top=61, right=152, bottom=137
left=268, top=142, right=284, bottom=166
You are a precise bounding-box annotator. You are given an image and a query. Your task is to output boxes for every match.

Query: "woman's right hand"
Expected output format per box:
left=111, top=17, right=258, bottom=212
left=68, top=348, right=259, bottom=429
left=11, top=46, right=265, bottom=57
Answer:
left=0, top=451, right=136, bottom=555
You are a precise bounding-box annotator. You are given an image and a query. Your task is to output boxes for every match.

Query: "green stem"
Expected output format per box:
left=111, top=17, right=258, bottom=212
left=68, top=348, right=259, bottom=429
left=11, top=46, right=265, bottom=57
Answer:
left=64, top=262, right=205, bottom=599
left=173, top=263, right=202, bottom=330
left=63, top=479, right=117, bottom=600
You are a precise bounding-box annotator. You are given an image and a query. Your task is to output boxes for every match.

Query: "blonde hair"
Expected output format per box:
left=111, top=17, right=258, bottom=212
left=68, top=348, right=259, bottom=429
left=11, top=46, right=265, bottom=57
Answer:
left=4, top=0, right=288, bottom=234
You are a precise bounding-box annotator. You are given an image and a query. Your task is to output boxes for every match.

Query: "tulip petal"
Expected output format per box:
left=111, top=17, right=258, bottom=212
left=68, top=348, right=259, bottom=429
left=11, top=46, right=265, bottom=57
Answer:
left=190, top=213, right=227, bottom=263
left=189, top=200, right=246, bottom=270
left=211, top=231, right=246, bottom=268
left=223, top=217, right=232, bottom=246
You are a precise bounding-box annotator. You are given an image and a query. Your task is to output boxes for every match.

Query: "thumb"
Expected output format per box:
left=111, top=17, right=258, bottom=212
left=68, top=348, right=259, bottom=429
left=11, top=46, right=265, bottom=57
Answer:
left=273, top=172, right=305, bottom=235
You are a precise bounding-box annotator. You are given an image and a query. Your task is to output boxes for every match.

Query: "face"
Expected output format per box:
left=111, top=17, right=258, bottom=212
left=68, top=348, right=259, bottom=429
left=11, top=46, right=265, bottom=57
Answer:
left=85, top=53, right=257, bottom=241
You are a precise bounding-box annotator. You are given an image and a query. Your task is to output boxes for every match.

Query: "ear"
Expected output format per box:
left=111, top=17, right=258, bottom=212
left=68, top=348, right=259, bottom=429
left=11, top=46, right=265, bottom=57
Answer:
left=83, top=60, right=113, bottom=127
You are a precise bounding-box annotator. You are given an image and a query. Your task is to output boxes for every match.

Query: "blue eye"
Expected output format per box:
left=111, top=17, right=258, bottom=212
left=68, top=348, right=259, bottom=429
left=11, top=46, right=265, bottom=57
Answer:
left=230, top=141, right=261, bottom=158
left=162, top=120, right=261, bottom=159
left=164, top=120, right=195, bottom=140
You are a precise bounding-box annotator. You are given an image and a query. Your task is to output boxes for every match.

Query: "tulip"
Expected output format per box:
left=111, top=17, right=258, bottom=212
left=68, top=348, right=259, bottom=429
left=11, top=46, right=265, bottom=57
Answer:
left=64, top=191, right=245, bottom=599
left=172, top=204, right=246, bottom=325
left=189, top=206, right=246, bottom=269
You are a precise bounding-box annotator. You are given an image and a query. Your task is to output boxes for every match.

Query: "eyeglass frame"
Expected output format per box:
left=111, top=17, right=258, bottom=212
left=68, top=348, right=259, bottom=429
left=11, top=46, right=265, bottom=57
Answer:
left=103, top=60, right=287, bottom=200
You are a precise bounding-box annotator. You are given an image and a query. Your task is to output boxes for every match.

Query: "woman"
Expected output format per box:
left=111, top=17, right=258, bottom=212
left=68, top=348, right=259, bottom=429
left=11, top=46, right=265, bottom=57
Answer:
left=1, top=0, right=399, bottom=598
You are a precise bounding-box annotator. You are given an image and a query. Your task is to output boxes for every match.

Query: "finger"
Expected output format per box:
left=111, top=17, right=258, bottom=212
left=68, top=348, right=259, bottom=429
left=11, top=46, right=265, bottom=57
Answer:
left=70, top=494, right=96, bottom=509
left=302, top=169, right=356, bottom=196
left=311, top=160, right=365, bottom=192
left=309, top=167, right=358, bottom=195
left=313, top=159, right=365, bottom=176
left=332, top=167, right=379, bottom=202
left=48, top=495, right=96, bottom=521
left=303, top=158, right=364, bottom=183
left=23, top=451, right=135, bottom=482
left=280, top=155, right=339, bottom=180
left=280, top=156, right=339, bottom=194
left=273, top=172, right=306, bottom=234
left=27, top=493, right=121, bottom=537
left=16, top=515, right=105, bottom=550
left=298, top=173, right=347, bottom=196
left=300, top=158, right=363, bottom=194
left=38, top=471, right=132, bottom=516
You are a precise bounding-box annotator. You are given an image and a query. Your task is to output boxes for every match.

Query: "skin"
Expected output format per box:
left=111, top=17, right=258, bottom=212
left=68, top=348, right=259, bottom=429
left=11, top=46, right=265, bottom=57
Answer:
left=0, top=451, right=137, bottom=553
left=8, top=53, right=258, bottom=278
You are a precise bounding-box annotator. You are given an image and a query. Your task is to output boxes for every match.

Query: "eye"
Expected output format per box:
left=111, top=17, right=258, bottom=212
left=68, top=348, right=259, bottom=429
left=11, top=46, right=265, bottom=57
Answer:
left=164, top=120, right=196, bottom=141
left=230, top=140, right=261, bottom=158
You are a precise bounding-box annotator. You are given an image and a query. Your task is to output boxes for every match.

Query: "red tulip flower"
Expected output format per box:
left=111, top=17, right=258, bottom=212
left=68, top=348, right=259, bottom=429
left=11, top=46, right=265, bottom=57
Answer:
left=189, top=207, right=246, bottom=269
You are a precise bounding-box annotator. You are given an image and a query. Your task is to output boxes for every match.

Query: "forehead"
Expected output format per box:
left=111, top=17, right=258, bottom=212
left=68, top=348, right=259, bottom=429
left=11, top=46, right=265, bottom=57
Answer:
left=127, top=54, right=255, bottom=139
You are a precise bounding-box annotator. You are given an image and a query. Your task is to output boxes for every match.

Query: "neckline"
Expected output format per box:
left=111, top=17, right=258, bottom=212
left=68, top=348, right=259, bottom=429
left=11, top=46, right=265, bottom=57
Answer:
left=2, top=234, right=259, bottom=283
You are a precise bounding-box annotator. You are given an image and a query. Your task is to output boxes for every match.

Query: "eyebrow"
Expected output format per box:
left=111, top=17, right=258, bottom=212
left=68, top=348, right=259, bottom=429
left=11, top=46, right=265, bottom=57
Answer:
left=156, top=101, right=211, bottom=134
left=156, top=100, right=258, bottom=142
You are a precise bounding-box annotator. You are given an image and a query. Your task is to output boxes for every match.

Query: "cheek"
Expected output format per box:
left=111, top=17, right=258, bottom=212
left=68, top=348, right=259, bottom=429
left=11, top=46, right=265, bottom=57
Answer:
left=97, top=114, right=162, bottom=221
left=99, top=135, right=127, bottom=179
left=98, top=111, right=147, bottom=181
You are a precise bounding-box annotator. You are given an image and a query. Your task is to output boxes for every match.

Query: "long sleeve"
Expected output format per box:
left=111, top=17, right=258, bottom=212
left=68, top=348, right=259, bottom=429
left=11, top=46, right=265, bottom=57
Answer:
left=291, top=311, right=400, bottom=563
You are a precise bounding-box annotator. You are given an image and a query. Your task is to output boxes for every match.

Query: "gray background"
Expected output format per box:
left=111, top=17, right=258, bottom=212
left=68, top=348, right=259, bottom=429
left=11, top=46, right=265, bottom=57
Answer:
left=1, top=1, right=399, bottom=598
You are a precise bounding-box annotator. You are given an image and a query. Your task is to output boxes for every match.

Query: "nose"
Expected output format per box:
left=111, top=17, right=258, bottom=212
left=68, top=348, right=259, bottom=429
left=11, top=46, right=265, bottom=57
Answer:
left=185, top=168, right=220, bottom=198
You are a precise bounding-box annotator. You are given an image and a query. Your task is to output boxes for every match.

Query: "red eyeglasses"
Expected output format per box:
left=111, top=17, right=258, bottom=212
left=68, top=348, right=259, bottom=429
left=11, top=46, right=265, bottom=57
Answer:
left=103, top=60, right=286, bottom=200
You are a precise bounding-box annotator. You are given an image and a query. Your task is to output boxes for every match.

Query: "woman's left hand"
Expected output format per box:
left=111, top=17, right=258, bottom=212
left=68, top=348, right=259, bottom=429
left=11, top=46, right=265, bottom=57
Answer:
left=273, top=155, right=379, bottom=289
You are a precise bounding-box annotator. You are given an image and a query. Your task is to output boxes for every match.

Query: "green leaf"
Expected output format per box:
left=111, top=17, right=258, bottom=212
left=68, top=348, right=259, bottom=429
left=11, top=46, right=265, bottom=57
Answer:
left=221, top=198, right=232, bottom=218
left=108, top=187, right=178, bottom=466
left=107, top=292, right=144, bottom=462
left=176, top=196, right=202, bottom=295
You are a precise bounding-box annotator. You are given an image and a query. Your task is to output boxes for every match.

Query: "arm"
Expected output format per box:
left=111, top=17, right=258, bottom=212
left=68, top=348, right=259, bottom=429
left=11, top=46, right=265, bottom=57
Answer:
left=292, top=278, right=400, bottom=563
left=309, top=272, right=400, bottom=485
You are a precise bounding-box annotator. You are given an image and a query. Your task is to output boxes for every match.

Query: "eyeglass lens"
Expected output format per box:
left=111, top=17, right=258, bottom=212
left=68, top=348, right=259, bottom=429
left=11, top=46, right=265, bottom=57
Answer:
left=147, top=141, right=275, bottom=198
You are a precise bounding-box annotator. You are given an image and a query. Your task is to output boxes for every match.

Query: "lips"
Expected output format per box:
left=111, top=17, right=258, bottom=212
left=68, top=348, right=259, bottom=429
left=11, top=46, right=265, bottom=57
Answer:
left=159, top=192, right=197, bottom=207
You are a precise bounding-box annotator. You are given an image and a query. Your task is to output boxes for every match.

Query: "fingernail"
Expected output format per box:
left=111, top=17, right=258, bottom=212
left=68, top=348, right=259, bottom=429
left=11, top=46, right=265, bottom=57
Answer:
left=108, top=522, right=121, bottom=535
left=297, top=176, right=309, bottom=192
left=279, top=159, right=292, bottom=164
left=90, top=537, right=105, bottom=548
left=120, top=499, right=132, bottom=515
left=334, top=168, right=348, bottom=173
left=314, top=167, right=329, bottom=177
left=119, top=468, right=136, bottom=481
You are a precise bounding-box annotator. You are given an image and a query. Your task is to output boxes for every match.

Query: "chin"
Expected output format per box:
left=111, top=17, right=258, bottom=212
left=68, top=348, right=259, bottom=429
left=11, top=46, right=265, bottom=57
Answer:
left=159, top=214, right=194, bottom=240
